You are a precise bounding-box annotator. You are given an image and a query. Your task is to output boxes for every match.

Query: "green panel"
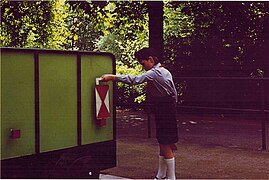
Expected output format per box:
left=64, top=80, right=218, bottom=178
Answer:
left=81, top=55, right=113, bottom=145
left=39, top=54, right=77, bottom=152
left=1, top=52, right=35, bottom=160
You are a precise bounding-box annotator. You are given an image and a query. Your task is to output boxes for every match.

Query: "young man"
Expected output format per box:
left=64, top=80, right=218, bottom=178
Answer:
left=100, top=48, right=178, bottom=179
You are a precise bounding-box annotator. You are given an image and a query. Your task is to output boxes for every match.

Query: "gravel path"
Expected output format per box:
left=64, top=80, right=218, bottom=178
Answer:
left=101, top=108, right=269, bottom=179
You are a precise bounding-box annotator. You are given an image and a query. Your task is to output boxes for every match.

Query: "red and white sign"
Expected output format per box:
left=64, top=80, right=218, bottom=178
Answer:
left=95, top=84, right=110, bottom=126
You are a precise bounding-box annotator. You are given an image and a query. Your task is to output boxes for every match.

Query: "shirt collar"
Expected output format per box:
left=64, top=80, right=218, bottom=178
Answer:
left=154, top=63, right=161, bottom=68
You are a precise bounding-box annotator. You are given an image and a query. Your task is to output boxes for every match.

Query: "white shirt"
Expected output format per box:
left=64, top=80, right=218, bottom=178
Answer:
left=116, top=63, right=177, bottom=102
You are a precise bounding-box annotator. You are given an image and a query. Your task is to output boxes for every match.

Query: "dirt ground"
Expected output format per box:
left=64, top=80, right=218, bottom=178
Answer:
left=101, top=108, right=269, bottom=179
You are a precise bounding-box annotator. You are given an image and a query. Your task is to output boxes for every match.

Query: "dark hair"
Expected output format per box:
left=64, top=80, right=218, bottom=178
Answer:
left=135, top=47, right=160, bottom=64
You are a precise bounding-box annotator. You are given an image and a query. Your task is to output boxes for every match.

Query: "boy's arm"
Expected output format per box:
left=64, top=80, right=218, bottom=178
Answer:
left=100, top=74, right=116, bottom=81
left=101, top=72, right=153, bottom=85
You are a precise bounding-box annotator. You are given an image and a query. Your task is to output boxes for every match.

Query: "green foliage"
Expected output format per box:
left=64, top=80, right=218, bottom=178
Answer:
left=93, top=2, right=148, bottom=63
left=1, top=1, right=50, bottom=48
left=64, top=2, right=103, bottom=50
left=163, top=2, right=195, bottom=65
left=92, top=1, right=148, bottom=104
left=171, top=2, right=269, bottom=77
left=45, top=0, right=70, bottom=49
left=116, top=61, right=146, bottom=104
left=0, top=0, right=71, bottom=49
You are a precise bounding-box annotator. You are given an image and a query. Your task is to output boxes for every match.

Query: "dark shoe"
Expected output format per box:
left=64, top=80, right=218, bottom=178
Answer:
left=154, top=176, right=166, bottom=180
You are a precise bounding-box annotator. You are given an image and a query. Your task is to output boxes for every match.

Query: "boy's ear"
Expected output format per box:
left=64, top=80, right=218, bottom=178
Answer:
left=148, top=56, right=154, bottom=63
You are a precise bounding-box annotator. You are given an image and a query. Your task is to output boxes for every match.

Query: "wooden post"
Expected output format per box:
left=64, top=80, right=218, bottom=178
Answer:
left=148, top=1, right=164, bottom=60
left=147, top=2, right=164, bottom=138
left=260, top=14, right=268, bottom=150
left=260, top=79, right=267, bottom=150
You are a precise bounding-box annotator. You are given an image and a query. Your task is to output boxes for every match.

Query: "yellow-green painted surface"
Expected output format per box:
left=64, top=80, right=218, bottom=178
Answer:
left=39, top=54, right=77, bottom=152
left=81, top=55, right=114, bottom=144
left=1, top=52, right=35, bottom=160
left=1, top=48, right=115, bottom=160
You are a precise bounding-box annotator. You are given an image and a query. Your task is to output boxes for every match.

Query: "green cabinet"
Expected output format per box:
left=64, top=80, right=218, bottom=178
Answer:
left=1, top=52, right=35, bottom=159
left=81, top=55, right=114, bottom=145
left=39, top=53, right=77, bottom=152
left=1, top=48, right=115, bottom=160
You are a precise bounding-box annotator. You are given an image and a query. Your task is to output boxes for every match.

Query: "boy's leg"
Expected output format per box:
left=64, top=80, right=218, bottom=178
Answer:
left=159, top=144, right=176, bottom=180
left=155, top=155, right=167, bottom=179
left=159, top=144, right=174, bottom=159
left=164, top=157, right=176, bottom=180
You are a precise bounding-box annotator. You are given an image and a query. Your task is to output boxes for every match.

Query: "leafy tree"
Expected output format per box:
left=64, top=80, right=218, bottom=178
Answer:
left=65, top=1, right=104, bottom=50
left=166, top=1, right=269, bottom=109
left=90, top=1, right=149, bottom=104
left=170, top=1, right=269, bottom=77
left=1, top=1, right=51, bottom=47
left=1, top=0, right=71, bottom=49
left=163, top=2, right=195, bottom=66
left=45, top=0, right=71, bottom=49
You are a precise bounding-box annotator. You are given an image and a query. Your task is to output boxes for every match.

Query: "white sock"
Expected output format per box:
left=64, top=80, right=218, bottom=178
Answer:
left=165, top=157, right=176, bottom=180
left=156, top=155, right=167, bottom=178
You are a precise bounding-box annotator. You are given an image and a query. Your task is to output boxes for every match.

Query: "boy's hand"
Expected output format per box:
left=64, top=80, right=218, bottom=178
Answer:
left=100, top=74, right=116, bottom=81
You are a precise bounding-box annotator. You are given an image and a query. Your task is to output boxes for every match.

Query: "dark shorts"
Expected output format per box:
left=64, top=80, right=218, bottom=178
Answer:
left=153, top=96, right=178, bottom=145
